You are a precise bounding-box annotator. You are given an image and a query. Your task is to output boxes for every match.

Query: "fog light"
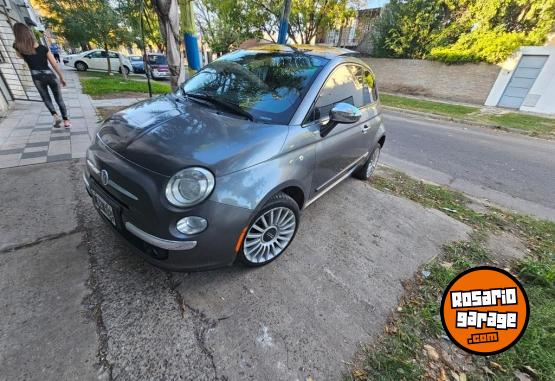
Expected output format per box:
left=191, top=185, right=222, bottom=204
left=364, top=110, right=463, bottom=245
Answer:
left=176, top=216, right=207, bottom=235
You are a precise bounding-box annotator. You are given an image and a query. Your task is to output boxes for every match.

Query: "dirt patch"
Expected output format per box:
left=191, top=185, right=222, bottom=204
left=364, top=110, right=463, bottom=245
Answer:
left=91, top=92, right=149, bottom=100
left=96, top=106, right=127, bottom=120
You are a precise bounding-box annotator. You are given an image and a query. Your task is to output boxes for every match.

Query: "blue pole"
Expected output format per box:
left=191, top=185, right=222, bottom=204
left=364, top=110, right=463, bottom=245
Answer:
left=181, top=0, right=201, bottom=72
left=277, top=0, right=292, bottom=44
left=184, top=33, right=201, bottom=71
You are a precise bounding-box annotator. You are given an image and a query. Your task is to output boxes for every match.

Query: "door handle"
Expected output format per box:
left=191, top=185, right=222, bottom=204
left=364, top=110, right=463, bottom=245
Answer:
left=362, top=124, right=370, bottom=134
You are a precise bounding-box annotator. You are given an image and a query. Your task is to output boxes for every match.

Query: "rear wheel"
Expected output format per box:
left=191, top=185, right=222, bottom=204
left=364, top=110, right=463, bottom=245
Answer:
left=353, top=144, right=381, bottom=180
left=238, top=192, right=299, bottom=267
left=75, top=61, right=87, bottom=71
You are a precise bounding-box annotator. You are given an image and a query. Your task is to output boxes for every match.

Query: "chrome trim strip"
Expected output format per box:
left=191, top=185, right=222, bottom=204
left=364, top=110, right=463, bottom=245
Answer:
left=304, top=166, right=358, bottom=209
left=108, top=180, right=139, bottom=201
left=87, top=159, right=100, bottom=175
left=315, top=152, right=369, bottom=192
left=125, top=222, right=197, bottom=251
left=83, top=172, right=90, bottom=188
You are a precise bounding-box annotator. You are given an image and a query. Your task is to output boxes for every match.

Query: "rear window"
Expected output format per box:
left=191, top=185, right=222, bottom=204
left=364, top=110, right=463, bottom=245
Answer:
left=148, top=55, right=167, bottom=65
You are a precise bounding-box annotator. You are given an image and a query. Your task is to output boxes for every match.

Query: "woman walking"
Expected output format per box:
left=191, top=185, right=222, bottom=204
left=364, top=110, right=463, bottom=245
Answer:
left=12, top=23, right=71, bottom=128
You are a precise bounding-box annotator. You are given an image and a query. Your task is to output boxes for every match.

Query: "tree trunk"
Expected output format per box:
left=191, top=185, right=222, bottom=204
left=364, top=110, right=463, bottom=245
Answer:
left=104, top=42, right=112, bottom=75
left=153, top=0, right=182, bottom=91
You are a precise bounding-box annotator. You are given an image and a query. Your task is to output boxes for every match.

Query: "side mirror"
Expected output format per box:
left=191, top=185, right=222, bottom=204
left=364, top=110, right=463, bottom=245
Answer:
left=330, top=102, right=361, bottom=124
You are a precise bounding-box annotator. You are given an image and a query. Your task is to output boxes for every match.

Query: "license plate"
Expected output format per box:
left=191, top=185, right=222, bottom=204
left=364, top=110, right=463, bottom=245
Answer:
left=92, top=189, right=116, bottom=226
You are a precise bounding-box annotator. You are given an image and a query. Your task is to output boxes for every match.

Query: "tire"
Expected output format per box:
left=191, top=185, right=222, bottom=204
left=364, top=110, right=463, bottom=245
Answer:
left=353, top=144, right=381, bottom=180
left=238, top=192, right=300, bottom=267
left=75, top=61, right=87, bottom=71
left=121, top=66, right=130, bottom=76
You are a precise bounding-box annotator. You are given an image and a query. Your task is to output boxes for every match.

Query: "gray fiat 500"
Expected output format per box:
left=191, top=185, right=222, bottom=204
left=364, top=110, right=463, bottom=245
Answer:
left=84, top=44, right=386, bottom=271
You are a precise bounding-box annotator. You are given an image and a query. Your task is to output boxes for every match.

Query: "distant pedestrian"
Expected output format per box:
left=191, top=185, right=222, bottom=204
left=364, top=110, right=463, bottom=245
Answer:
left=12, top=23, right=71, bottom=128
left=50, top=42, right=61, bottom=63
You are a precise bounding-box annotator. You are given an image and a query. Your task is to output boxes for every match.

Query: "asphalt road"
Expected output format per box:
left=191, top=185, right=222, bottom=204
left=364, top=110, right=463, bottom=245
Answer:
left=381, top=110, right=555, bottom=221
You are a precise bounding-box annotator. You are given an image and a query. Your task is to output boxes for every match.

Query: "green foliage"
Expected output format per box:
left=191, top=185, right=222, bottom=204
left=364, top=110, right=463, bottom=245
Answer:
left=371, top=0, right=453, bottom=59
left=196, top=0, right=355, bottom=54
left=371, top=0, right=555, bottom=64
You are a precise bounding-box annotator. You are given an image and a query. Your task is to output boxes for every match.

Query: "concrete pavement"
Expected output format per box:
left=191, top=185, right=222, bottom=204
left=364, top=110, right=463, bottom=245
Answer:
left=0, top=160, right=469, bottom=380
left=0, top=69, right=98, bottom=169
left=382, top=110, right=555, bottom=221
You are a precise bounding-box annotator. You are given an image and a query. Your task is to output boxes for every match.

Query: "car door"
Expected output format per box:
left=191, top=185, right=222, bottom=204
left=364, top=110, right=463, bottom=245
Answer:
left=109, top=52, right=121, bottom=71
left=86, top=50, right=107, bottom=71
left=306, top=64, right=372, bottom=196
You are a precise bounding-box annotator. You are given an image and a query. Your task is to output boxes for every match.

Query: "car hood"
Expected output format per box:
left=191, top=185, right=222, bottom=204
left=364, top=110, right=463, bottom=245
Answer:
left=98, top=94, right=289, bottom=177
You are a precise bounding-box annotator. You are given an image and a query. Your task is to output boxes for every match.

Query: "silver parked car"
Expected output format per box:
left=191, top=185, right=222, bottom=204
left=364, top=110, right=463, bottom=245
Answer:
left=84, top=44, right=386, bottom=271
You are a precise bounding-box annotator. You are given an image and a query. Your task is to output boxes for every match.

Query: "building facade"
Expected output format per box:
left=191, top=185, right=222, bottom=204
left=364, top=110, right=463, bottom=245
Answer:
left=485, top=46, right=555, bottom=115
left=0, top=0, right=44, bottom=116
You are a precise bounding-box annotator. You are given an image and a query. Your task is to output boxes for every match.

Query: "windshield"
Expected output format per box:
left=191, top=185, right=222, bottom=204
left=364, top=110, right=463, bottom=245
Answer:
left=181, top=50, right=329, bottom=124
left=148, top=55, right=167, bottom=65
left=130, top=56, right=142, bottom=62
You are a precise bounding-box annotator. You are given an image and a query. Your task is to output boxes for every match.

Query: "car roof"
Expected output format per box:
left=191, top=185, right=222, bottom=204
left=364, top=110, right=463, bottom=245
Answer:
left=241, top=43, right=357, bottom=59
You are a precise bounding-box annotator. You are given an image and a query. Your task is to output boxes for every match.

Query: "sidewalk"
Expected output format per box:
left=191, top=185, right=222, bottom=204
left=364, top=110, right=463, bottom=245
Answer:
left=0, top=69, right=99, bottom=169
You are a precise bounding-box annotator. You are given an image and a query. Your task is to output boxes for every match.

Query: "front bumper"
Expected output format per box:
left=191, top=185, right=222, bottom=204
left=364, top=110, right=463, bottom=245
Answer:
left=84, top=150, right=253, bottom=271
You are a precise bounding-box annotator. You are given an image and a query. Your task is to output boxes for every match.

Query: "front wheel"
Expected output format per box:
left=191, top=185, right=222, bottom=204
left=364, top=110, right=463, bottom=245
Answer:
left=120, top=66, right=130, bottom=76
left=75, top=61, right=87, bottom=71
left=238, top=192, right=299, bottom=267
left=353, top=144, right=381, bottom=180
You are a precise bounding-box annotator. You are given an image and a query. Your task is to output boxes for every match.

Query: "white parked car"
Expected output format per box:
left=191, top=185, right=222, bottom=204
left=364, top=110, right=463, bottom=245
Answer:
left=63, top=49, right=132, bottom=75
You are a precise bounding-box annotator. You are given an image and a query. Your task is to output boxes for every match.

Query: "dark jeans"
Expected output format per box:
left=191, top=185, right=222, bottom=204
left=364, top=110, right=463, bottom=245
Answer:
left=31, top=70, right=68, bottom=120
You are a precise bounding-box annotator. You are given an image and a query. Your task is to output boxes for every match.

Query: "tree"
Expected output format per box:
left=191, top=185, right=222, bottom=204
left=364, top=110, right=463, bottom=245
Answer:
left=152, top=0, right=182, bottom=90
left=195, top=0, right=270, bottom=54
left=195, top=0, right=356, bottom=54
left=371, top=0, right=453, bottom=59
left=370, top=0, right=555, bottom=63
left=33, top=0, right=132, bottom=74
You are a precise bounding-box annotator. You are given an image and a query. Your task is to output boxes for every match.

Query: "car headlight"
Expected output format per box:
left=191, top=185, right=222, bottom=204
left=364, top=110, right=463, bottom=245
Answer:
left=165, top=167, right=215, bottom=207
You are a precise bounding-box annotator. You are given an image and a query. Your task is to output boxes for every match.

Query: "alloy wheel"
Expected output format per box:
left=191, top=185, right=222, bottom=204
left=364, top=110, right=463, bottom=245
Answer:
left=243, top=207, right=296, bottom=264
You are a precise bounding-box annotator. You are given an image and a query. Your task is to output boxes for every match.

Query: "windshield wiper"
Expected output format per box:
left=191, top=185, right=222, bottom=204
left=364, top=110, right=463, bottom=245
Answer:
left=183, top=92, right=254, bottom=121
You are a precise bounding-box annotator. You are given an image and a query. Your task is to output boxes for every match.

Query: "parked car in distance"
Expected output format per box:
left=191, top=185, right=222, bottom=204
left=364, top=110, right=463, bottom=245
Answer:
left=84, top=44, right=386, bottom=271
left=63, top=49, right=132, bottom=75
left=129, top=55, right=145, bottom=74
left=146, top=53, right=169, bottom=79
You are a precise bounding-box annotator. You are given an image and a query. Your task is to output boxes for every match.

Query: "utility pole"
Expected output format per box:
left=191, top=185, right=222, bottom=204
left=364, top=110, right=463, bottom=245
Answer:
left=139, top=0, right=152, bottom=97
left=277, top=0, right=292, bottom=44
left=179, top=0, right=201, bottom=72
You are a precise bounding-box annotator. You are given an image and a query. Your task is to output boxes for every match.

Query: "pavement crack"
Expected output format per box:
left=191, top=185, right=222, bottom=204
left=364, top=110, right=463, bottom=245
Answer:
left=69, top=160, right=114, bottom=381
left=0, top=228, right=84, bottom=254
left=167, top=273, right=222, bottom=380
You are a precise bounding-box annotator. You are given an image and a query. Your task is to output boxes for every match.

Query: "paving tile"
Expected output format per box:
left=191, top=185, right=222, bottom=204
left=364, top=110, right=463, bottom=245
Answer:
left=23, top=146, right=47, bottom=153
left=50, top=136, right=71, bottom=141
left=0, top=154, right=21, bottom=166
left=19, top=156, right=47, bottom=166
left=47, top=154, right=72, bottom=162
left=21, top=151, right=47, bottom=159
left=0, top=148, right=23, bottom=155
left=10, top=129, right=32, bottom=137
left=26, top=142, right=50, bottom=148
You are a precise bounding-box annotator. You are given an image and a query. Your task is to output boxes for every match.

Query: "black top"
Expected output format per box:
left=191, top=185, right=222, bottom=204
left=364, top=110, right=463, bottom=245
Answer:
left=14, top=44, right=50, bottom=70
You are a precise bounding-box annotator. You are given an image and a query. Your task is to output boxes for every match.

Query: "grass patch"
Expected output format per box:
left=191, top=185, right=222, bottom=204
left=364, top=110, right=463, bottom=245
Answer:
left=349, top=167, right=555, bottom=380
left=380, top=94, right=479, bottom=118
left=481, top=113, right=555, bottom=135
left=380, top=93, right=555, bottom=137
left=78, top=71, right=171, bottom=97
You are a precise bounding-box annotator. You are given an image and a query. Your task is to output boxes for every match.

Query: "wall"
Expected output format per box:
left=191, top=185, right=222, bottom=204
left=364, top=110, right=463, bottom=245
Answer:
left=362, top=57, right=501, bottom=104
left=486, top=46, right=555, bottom=115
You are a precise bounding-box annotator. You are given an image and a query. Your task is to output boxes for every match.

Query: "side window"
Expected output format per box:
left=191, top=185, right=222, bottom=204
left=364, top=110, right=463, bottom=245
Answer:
left=311, top=65, right=360, bottom=122
left=88, top=51, right=102, bottom=59
left=362, top=70, right=378, bottom=104
left=109, top=52, right=118, bottom=59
